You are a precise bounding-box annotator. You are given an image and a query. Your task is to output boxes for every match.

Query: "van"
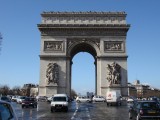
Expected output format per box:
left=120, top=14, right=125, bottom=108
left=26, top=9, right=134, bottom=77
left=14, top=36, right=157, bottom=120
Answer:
left=106, top=91, right=121, bottom=106
left=50, top=94, right=68, bottom=112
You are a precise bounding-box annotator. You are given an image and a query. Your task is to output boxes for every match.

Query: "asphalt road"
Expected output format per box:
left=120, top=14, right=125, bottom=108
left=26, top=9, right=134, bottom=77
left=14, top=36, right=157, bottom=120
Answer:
left=12, top=101, right=130, bottom=120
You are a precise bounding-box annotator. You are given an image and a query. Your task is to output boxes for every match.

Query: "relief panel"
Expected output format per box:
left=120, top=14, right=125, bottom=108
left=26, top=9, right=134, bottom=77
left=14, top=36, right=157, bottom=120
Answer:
left=44, top=41, right=64, bottom=52
left=104, top=41, right=124, bottom=52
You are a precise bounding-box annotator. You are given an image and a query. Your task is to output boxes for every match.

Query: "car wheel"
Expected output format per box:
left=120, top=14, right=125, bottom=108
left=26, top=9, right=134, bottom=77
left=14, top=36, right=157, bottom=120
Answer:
left=129, top=112, right=132, bottom=119
left=51, top=107, right=54, bottom=113
left=65, top=107, right=68, bottom=112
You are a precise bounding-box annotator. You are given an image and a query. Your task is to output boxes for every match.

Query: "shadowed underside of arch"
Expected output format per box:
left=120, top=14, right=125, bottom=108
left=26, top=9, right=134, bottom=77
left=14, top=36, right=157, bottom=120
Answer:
left=69, top=42, right=97, bottom=60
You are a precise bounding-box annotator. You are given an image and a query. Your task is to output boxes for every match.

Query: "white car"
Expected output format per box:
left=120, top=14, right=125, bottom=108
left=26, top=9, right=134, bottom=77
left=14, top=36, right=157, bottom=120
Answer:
left=47, top=96, right=53, bottom=102
left=92, top=96, right=106, bottom=102
left=11, top=96, right=18, bottom=102
left=127, top=98, right=134, bottom=103
left=50, top=94, right=68, bottom=112
left=17, top=96, right=26, bottom=104
left=76, top=96, right=92, bottom=103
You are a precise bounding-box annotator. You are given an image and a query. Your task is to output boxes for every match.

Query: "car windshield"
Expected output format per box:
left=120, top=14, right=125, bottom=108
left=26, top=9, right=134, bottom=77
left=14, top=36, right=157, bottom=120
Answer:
left=141, top=102, right=159, bottom=109
left=0, top=103, right=13, bottom=120
left=53, top=97, right=66, bottom=102
left=25, top=98, right=35, bottom=101
left=1, top=97, right=9, bottom=101
left=20, top=96, right=26, bottom=99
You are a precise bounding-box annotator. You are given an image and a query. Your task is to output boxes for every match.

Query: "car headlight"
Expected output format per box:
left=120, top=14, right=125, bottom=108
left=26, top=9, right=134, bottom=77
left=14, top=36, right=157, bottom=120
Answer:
left=51, top=103, right=55, bottom=106
left=63, top=102, right=68, bottom=106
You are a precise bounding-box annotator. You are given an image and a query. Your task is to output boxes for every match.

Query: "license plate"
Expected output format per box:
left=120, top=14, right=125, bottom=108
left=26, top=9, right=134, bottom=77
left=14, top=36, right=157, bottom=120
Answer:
left=148, top=110, right=156, bottom=113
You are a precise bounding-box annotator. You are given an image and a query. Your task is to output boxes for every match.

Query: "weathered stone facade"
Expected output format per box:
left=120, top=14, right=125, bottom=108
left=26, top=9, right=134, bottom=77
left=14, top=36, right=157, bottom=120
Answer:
left=38, top=11, right=130, bottom=97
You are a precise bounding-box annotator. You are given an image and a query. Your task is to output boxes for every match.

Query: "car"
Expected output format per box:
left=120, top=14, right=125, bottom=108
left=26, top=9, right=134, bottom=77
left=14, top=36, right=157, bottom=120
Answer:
left=92, top=95, right=106, bottom=102
left=106, top=91, right=122, bottom=106
left=129, top=100, right=160, bottom=120
left=36, top=96, right=47, bottom=101
left=50, top=94, right=68, bottom=112
left=76, top=96, right=92, bottom=103
left=0, top=100, right=18, bottom=120
left=127, top=98, right=134, bottom=103
left=0, top=96, right=11, bottom=102
left=11, top=96, right=18, bottom=102
left=21, top=97, right=37, bottom=108
left=47, top=96, right=53, bottom=102
left=17, top=96, right=26, bottom=104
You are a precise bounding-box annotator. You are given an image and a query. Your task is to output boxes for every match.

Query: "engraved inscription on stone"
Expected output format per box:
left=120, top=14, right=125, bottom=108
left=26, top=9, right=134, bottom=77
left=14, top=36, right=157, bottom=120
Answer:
left=44, top=41, right=63, bottom=52
left=104, top=41, right=123, bottom=52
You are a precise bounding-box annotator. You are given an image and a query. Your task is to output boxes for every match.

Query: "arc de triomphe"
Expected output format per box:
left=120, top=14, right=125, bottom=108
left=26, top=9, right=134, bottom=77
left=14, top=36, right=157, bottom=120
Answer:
left=37, top=11, right=130, bottom=97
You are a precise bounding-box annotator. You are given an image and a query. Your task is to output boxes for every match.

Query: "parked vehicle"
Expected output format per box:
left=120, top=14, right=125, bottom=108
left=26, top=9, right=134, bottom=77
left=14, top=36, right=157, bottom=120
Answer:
left=106, top=91, right=122, bottom=106
left=127, top=97, right=134, bottom=103
left=17, top=96, right=26, bottom=104
left=50, top=94, right=68, bottom=112
left=76, top=96, right=92, bottom=103
left=47, top=96, right=53, bottom=102
left=0, top=100, right=18, bottom=120
left=11, top=96, right=18, bottom=102
left=22, top=97, right=37, bottom=108
left=36, top=96, right=47, bottom=101
left=0, top=96, right=11, bottom=102
left=92, top=95, right=106, bottom=102
left=129, top=100, right=160, bottom=120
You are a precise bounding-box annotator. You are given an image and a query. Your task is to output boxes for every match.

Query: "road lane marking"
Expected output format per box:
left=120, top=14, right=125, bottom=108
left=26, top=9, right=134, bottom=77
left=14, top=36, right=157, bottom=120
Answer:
left=71, top=106, right=79, bottom=119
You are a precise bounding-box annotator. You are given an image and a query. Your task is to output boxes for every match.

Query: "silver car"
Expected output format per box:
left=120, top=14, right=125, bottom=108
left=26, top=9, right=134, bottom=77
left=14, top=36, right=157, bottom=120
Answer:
left=92, top=95, right=106, bottom=102
left=0, top=100, right=18, bottom=120
left=76, top=96, right=92, bottom=103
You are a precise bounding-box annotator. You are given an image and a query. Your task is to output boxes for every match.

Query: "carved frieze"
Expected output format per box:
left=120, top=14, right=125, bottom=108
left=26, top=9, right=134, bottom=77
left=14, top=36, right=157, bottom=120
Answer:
left=44, top=41, right=63, bottom=52
left=104, top=41, right=124, bottom=52
left=40, top=29, right=127, bottom=36
left=67, top=38, right=100, bottom=50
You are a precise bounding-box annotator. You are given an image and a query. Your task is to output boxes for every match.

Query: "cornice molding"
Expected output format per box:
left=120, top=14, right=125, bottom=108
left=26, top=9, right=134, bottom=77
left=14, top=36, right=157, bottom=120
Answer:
left=38, top=24, right=130, bottom=28
left=41, top=11, right=127, bottom=17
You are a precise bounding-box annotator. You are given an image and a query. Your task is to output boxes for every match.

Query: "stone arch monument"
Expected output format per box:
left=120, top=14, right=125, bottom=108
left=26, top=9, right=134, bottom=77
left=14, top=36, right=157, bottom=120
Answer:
left=37, top=11, right=130, bottom=97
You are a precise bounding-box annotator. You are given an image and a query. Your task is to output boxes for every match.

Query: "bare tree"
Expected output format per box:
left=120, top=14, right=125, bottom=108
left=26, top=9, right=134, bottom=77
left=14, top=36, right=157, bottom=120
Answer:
left=0, top=85, right=10, bottom=96
left=12, top=86, right=22, bottom=95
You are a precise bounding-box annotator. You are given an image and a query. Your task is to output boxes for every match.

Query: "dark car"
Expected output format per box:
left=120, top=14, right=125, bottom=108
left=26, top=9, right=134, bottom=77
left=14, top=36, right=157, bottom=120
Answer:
left=0, top=100, right=18, bottom=120
left=129, top=100, right=160, bottom=120
left=0, top=96, right=11, bottom=102
left=21, top=97, right=37, bottom=108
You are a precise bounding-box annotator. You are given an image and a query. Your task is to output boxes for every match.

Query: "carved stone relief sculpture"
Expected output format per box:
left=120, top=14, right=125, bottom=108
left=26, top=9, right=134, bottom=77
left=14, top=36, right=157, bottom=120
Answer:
left=104, top=41, right=123, bottom=52
left=46, top=63, right=59, bottom=85
left=44, top=41, right=63, bottom=52
left=106, top=62, right=121, bottom=85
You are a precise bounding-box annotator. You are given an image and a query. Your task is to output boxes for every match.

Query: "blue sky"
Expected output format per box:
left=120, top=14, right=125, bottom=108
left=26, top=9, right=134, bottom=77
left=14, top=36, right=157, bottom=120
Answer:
left=0, top=0, right=160, bottom=94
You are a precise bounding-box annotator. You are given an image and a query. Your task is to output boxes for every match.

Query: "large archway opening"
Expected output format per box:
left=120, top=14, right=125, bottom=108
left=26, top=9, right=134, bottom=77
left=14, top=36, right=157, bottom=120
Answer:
left=72, top=52, right=95, bottom=96
left=69, top=42, right=97, bottom=96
